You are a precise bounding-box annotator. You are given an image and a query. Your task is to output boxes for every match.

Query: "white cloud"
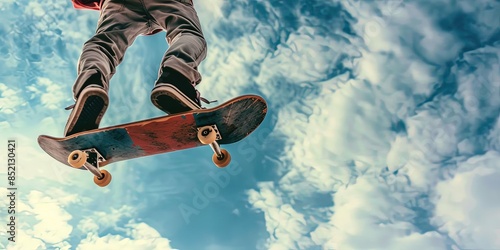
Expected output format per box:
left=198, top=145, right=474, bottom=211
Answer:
left=313, top=176, right=447, bottom=249
left=195, top=2, right=272, bottom=104
left=455, top=45, right=500, bottom=118
left=2, top=189, right=74, bottom=249
left=0, top=83, right=25, bottom=114
left=0, top=121, right=10, bottom=130
left=90, top=205, right=135, bottom=229
left=0, top=0, right=15, bottom=8
left=77, top=218, right=100, bottom=233
left=246, top=0, right=500, bottom=249
left=432, top=151, right=500, bottom=249
left=71, top=204, right=176, bottom=249
left=26, top=77, right=67, bottom=110
left=77, top=222, right=175, bottom=250
left=5, top=231, right=46, bottom=250
left=2, top=188, right=175, bottom=249
left=24, top=2, right=45, bottom=17
left=25, top=190, right=74, bottom=244
left=232, top=209, right=240, bottom=216
left=0, top=130, right=76, bottom=183
left=247, top=182, right=314, bottom=250
left=194, top=0, right=224, bottom=20
left=490, top=115, right=500, bottom=151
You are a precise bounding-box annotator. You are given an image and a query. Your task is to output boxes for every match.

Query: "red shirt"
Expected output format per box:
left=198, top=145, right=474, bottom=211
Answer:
left=72, top=0, right=102, bottom=10
left=71, top=0, right=161, bottom=35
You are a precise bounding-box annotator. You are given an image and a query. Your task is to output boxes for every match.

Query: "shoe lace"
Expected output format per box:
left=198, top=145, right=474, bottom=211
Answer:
left=200, top=96, right=217, bottom=105
left=197, top=90, right=217, bottom=105
left=65, top=104, right=75, bottom=110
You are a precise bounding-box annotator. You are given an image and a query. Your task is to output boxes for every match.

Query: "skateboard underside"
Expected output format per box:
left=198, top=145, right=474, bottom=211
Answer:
left=38, top=95, right=267, bottom=187
left=38, top=95, right=267, bottom=168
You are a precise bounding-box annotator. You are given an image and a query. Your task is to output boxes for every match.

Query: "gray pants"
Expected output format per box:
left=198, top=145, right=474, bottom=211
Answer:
left=72, top=0, right=207, bottom=98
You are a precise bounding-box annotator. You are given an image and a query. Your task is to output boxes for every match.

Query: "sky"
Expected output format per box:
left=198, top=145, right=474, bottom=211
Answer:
left=0, top=0, right=499, bottom=249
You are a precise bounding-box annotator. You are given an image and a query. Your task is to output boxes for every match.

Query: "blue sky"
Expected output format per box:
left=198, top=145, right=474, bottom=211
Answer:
left=1, top=0, right=500, bottom=249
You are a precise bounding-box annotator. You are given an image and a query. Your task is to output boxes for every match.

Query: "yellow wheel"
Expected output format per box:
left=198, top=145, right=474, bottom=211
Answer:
left=212, top=149, right=231, bottom=168
left=68, top=150, right=87, bottom=168
left=198, top=126, right=217, bottom=144
left=94, top=169, right=112, bottom=187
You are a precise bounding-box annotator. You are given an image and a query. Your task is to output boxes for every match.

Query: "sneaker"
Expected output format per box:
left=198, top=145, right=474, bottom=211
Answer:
left=64, top=85, right=109, bottom=136
left=150, top=70, right=202, bottom=114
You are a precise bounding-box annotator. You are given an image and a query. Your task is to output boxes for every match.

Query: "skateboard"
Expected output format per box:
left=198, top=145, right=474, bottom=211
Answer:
left=38, top=95, right=267, bottom=187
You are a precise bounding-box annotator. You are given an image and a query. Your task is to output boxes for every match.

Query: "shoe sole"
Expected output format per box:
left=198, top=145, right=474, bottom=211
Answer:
left=151, top=84, right=200, bottom=114
left=64, top=87, right=108, bottom=136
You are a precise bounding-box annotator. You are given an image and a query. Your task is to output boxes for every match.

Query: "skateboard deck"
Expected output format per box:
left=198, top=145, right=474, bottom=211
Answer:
left=38, top=95, right=267, bottom=186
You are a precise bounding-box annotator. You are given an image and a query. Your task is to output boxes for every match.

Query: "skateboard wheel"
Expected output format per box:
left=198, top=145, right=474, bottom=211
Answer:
left=198, top=126, right=217, bottom=145
left=94, top=169, right=112, bottom=187
left=68, top=150, right=87, bottom=168
left=212, top=149, right=231, bottom=168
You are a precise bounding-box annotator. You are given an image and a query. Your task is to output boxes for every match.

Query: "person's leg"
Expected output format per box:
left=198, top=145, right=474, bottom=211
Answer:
left=64, top=0, right=149, bottom=136
left=146, top=0, right=208, bottom=114
left=73, top=0, right=150, bottom=96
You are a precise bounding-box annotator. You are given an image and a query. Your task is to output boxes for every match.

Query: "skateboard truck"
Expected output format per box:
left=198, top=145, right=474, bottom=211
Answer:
left=197, top=125, right=232, bottom=168
left=67, top=148, right=112, bottom=187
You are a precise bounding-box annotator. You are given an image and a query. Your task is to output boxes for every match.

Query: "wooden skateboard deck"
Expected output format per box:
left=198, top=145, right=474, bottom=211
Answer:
left=38, top=95, right=267, bottom=186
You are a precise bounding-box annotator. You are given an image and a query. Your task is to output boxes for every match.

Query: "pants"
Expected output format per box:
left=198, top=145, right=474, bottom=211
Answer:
left=72, top=0, right=207, bottom=99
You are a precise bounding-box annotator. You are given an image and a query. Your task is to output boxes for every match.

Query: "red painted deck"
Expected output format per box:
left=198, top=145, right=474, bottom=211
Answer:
left=126, top=114, right=199, bottom=154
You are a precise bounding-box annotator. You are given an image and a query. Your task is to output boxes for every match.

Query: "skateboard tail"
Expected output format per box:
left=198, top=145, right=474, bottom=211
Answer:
left=193, top=95, right=267, bottom=144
